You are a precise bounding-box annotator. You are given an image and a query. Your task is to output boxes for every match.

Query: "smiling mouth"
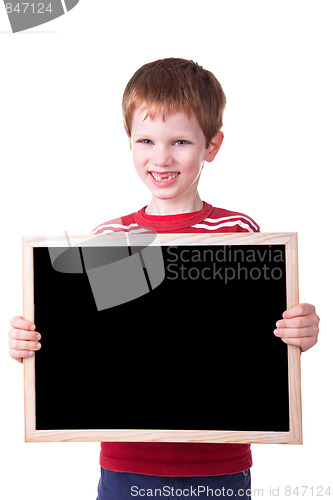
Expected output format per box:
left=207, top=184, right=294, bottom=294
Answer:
left=150, top=172, right=179, bottom=182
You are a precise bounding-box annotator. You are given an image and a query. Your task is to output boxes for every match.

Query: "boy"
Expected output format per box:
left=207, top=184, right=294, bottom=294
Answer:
left=8, top=58, right=319, bottom=499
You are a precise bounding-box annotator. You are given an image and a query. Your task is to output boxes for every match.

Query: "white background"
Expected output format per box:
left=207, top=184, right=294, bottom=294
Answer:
left=0, top=1, right=332, bottom=499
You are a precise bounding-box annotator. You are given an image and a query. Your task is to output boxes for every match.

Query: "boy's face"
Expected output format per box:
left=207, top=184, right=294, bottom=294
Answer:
left=130, top=108, right=220, bottom=212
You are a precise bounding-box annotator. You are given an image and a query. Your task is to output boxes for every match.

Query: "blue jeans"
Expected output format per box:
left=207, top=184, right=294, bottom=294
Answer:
left=96, top=468, right=251, bottom=499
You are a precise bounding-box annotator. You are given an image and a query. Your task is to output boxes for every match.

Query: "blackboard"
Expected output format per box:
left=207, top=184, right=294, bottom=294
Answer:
left=22, top=232, right=302, bottom=443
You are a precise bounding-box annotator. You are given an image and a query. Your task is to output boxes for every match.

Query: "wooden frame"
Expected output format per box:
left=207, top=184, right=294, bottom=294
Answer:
left=23, top=232, right=301, bottom=444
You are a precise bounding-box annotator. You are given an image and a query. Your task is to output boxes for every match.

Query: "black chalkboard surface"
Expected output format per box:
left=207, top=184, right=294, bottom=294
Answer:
left=23, top=233, right=302, bottom=444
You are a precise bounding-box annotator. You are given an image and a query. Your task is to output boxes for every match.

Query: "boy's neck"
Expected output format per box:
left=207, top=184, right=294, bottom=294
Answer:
left=145, top=193, right=204, bottom=216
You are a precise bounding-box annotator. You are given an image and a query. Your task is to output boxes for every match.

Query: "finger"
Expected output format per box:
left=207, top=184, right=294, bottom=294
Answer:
left=279, top=336, right=317, bottom=352
left=9, top=316, right=36, bottom=331
left=8, top=338, right=41, bottom=352
left=282, top=303, right=316, bottom=319
left=274, top=326, right=318, bottom=339
left=9, top=348, right=34, bottom=362
left=276, top=315, right=315, bottom=329
left=8, top=328, right=41, bottom=342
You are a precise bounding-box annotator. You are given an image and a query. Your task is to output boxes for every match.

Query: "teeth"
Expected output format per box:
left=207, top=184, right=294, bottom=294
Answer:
left=151, top=172, right=178, bottom=181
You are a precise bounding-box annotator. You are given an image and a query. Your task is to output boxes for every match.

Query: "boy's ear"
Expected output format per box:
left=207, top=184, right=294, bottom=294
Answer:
left=204, top=131, right=224, bottom=162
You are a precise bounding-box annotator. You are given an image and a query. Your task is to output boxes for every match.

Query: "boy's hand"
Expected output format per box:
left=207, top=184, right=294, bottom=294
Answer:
left=274, top=303, right=319, bottom=352
left=8, top=316, right=41, bottom=363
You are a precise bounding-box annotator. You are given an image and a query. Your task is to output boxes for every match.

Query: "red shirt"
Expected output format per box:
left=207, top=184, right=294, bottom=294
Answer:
left=91, top=202, right=259, bottom=236
left=92, top=202, right=260, bottom=476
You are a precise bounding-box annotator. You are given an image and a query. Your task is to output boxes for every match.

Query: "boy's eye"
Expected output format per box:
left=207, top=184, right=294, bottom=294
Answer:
left=174, top=140, right=190, bottom=146
left=137, top=139, right=153, bottom=145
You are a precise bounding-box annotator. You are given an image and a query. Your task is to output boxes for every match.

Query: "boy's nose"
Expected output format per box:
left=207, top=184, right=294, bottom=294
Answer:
left=152, top=147, right=172, bottom=167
